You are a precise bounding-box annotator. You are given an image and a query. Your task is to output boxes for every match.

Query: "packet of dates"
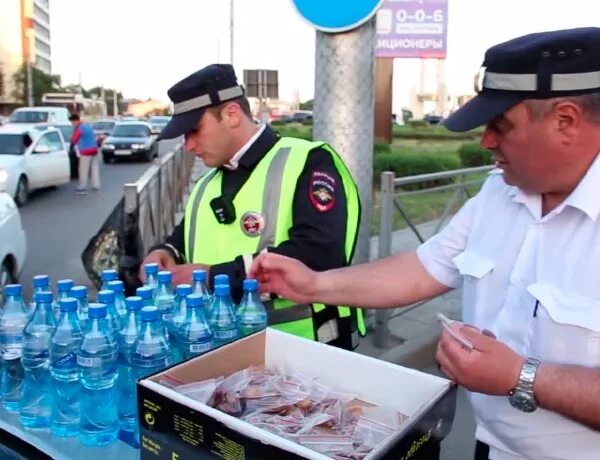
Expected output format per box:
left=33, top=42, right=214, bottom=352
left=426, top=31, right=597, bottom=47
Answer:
left=159, top=365, right=408, bottom=459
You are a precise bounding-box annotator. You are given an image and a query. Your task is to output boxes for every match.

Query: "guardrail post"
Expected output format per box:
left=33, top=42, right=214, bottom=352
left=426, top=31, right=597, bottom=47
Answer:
left=124, top=183, right=138, bottom=214
left=374, top=171, right=395, bottom=349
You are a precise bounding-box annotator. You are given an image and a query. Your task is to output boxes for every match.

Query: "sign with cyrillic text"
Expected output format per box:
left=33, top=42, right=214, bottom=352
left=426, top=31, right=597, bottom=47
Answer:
left=375, top=0, right=448, bottom=58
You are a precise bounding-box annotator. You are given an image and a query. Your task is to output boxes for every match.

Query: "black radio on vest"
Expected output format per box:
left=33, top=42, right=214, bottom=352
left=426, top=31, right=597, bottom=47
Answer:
left=210, top=195, right=236, bottom=224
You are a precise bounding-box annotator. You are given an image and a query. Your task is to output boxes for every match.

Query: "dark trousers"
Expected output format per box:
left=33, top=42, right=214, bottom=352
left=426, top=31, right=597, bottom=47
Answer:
left=474, top=441, right=490, bottom=460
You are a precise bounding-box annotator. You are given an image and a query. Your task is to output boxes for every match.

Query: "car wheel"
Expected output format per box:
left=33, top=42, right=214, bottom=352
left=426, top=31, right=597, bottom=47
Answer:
left=14, top=176, right=28, bottom=207
left=144, top=149, right=153, bottom=162
left=0, top=258, right=16, bottom=305
left=103, top=154, right=114, bottom=164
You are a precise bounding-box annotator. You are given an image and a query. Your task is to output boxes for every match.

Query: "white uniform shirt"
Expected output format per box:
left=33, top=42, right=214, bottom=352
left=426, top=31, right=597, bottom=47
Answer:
left=417, top=155, right=600, bottom=460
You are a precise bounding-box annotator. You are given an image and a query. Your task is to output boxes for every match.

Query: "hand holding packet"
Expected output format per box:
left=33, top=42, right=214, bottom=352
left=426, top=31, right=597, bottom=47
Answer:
left=436, top=313, right=474, bottom=351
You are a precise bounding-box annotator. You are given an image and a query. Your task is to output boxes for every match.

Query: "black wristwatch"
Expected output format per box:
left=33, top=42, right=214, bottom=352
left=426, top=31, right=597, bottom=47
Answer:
left=508, top=357, right=540, bottom=413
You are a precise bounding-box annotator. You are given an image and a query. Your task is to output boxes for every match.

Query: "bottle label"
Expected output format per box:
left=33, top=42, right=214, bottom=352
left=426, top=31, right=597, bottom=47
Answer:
left=190, top=342, right=212, bottom=353
left=53, top=352, right=77, bottom=369
left=214, top=329, right=238, bottom=340
left=77, top=356, right=102, bottom=367
left=32, top=350, right=49, bottom=360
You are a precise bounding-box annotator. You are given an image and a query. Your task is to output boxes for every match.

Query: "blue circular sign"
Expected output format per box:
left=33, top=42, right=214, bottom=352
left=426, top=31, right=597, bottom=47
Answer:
left=291, top=0, right=384, bottom=33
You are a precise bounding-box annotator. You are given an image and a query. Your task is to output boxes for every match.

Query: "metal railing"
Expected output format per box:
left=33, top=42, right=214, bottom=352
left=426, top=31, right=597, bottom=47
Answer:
left=124, top=142, right=195, bottom=255
left=373, top=165, right=494, bottom=348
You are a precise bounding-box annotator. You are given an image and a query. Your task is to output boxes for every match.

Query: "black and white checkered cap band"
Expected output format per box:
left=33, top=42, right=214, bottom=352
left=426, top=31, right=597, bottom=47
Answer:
left=173, top=85, right=244, bottom=115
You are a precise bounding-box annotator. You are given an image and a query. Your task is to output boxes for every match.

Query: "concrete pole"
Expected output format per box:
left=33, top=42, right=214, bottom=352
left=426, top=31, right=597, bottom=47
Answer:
left=229, top=0, right=234, bottom=66
left=313, top=18, right=376, bottom=266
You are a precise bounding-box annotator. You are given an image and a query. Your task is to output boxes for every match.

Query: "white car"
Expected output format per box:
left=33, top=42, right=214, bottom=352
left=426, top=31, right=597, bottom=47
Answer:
left=0, top=192, right=26, bottom=301
left=0, top=125, right=71, bottom=206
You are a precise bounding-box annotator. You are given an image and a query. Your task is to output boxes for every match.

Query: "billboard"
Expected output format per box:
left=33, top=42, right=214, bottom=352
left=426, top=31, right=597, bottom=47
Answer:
left=243, top=69, right=279, bottom=99
left=375, top=0, right=448, bottom=58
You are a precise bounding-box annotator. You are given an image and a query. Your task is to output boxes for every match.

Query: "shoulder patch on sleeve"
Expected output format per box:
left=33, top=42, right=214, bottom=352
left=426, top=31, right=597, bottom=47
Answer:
left=310, top=171, right=336, bottom=212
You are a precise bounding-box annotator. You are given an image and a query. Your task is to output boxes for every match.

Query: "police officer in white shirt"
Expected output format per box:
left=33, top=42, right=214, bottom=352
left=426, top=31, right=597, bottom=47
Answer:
left=249, top=27, right=600, bottom=460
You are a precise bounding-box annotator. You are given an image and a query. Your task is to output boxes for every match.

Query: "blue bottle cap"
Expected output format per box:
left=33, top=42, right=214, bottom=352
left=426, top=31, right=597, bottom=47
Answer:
left=97, top=290, right=115, bottom=303
left=59, top=297, right=78, bottom=312
left=243, top=279, right=259, bottom=291
left=35, top=291, right=53, bottom=303
left=140, top=306, right=160, bottom=321
left=88, top=303, right=107, bottom=318
left=157, top=271, right=172, bottom=283
left=33, top=275, right=49, bottom=287
left=4, top=284, right=22, bottom=296
left=70, top=286, right=88, bottom=299
left=192, top=269, right=206, bottom=281
left=136, top=286, right=153, bottom=300
left=57, top=279, right=74, bottom=292
left=186, top=293, right=204, bottom=308
left=214, top=274, right=230, bottom=286
left=107, top=280, right=124, bottom=292
left=214, top=284, right=229, bottom=296
left=144, top=263, right=159, bottom=275
left=125, top=296, right=143, bottom=311
left=176, top=284, right=193, bottom=296
left=101, top=269, right=118, bottom=281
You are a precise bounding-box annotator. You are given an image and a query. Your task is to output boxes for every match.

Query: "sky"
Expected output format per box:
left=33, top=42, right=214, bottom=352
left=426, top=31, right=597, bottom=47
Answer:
left=49, top=0, right=598, bottom=114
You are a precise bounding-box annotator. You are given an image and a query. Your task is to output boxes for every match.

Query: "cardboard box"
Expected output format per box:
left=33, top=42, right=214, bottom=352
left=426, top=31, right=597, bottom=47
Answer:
left=137, top=328, right=457, bottom=460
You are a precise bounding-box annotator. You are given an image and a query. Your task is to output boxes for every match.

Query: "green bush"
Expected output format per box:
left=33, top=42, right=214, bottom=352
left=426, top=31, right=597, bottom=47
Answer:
left=270, top=120, right=285, bottom=126
left=301, top=118, right=313, bottom=126
left=409, top=120, right=429, bottom=128
left=458, top=142, right=494, bottom=167
left=373, top=150, right=461, bottom=190
left=393, top=124, right=484, bottom=141
left=273, top=125, right=313, bottom=141
left=374, top=138, right=392, bottom=155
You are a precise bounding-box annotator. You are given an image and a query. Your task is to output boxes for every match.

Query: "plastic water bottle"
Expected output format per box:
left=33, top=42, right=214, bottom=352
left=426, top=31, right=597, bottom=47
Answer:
left=154, top=271, right=175, bottom=326
left=210, top=274, right=234, bottom=317
left=49, top=297, right=82, bottom=437
left=97, top=291, right=122, bottom=339
left=169, top=284, right=192, bottom=364
left=237, top=279, right=268, bottom=336
left=136, top=286, right=154, bottom=308
left=175, top=294, right=213, bottom=360
left=0, top=284, right=28, bottom=412
left=70, top=286, right=89, bottom=330
left=100, top=269, right=118, bottom=291
left=192, top=269, right=212, bottom=305
left=78, top=304, right=119, bottom=446
left=55, top=279, right=74, bottom=320
left=107, top=280, right=127, bottom=318
left=144, top=263, right=159, bottom=294
left=20, top=291, right=56, bottom=428
left=29, top=274, right=51, bottom=311
left=117, top=296, right=142, bottom=434
left=132, top=306, right=171, bottom=380
left=207, top=285, right=239, bottom=347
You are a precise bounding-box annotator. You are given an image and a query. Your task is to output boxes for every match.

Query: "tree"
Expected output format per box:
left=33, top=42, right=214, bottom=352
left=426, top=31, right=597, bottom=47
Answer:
left=299, top=99, right=313, bottom=110
left=87, top=87, right=124, bottom=116
left=11, top=64, right=62, bottom=105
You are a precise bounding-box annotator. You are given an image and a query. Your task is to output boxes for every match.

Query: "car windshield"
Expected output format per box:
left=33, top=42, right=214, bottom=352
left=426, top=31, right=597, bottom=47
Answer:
left=0, top=134, right=26, bottom=155
left=92, top=121, right=115, bottom=131
left=112, top=125, right=150, bottom=137
left=9, top=111, right=49, bottom=123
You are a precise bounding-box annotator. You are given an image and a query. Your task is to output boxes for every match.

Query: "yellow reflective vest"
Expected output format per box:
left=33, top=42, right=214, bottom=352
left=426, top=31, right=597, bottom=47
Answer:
left=184, top=136, right=366, bottom=342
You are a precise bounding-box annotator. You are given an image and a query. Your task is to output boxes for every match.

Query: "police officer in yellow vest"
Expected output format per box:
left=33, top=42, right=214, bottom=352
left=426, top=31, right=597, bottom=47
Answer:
left=140, top=64, right=366, bottom=350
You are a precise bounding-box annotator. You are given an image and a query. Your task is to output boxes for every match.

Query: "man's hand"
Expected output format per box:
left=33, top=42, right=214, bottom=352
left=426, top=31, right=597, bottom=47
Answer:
left=139, top=249, right=177, bottom=282
left=248, top=253, right=318, bottom=304
left=436, top=326, right=525, bottom=396
left=170, top=263, right=210, bottom=286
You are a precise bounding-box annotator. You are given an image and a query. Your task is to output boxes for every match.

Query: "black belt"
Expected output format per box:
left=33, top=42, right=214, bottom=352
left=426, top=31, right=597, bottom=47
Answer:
left=263, top=301, right=313, bottom=325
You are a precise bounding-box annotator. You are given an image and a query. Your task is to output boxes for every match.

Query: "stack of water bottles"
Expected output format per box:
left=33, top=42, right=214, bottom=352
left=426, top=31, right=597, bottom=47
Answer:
left=0, top=265, right=267, bottom=449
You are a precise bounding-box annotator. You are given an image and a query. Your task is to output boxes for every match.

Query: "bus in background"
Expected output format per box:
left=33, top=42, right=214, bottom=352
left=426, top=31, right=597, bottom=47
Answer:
left=41, top=93, right=107, bottom=121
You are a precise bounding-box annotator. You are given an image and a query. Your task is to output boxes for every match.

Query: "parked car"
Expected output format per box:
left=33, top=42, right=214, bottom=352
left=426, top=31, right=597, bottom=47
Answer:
left=0, top=191, right=26, bottom=300
left=91, top=119, right=116, bottom=146
left=0, top=125, right=70, bottom=206
left=101, top=121, right=158, bottom=163
left=292, top=111, right=313, bottom=123
left=148, top=116, right=171, bottom=135
left=423, top=114, right=443, bottom=125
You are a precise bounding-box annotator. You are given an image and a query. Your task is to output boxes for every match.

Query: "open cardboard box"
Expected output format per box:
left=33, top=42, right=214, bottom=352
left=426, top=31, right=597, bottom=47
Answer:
left=137, top=328, right=457, bottom=460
